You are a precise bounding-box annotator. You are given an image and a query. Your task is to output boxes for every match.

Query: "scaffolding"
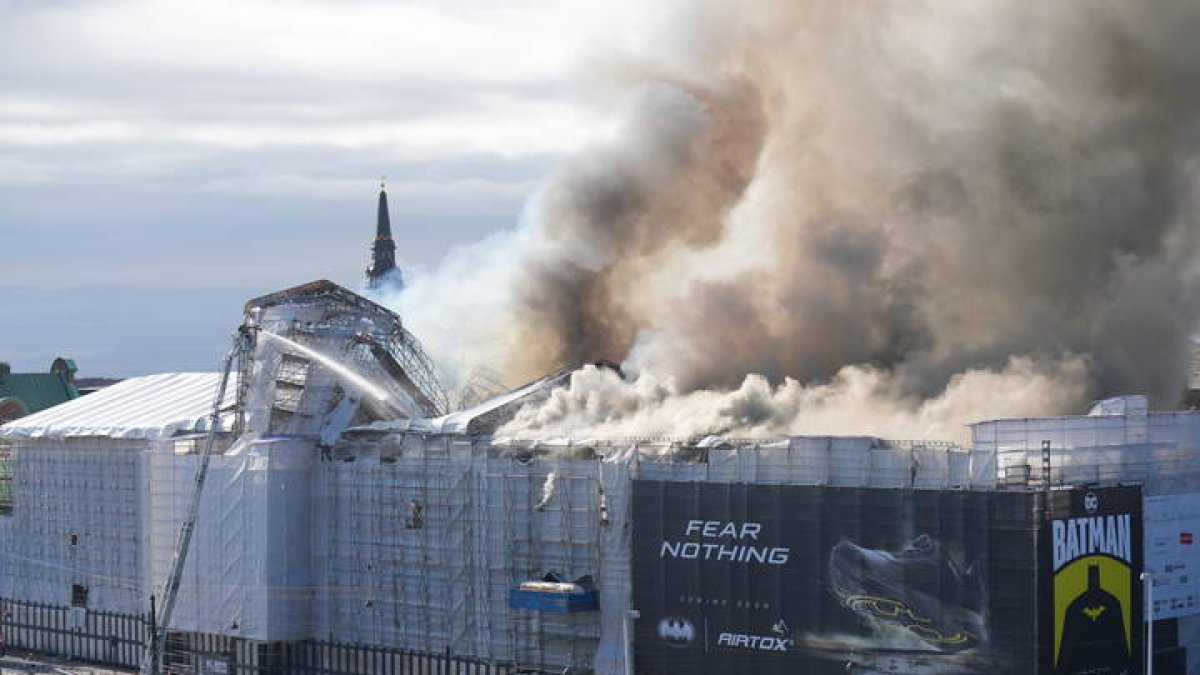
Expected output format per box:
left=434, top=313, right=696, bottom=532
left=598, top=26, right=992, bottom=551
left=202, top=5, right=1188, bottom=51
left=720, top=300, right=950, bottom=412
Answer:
left=2, top=437, right=146, bottom=611
left=242, top=280, right=450, bottom=420
left=14, top=354, right=1200, bottom=675
left=314, top=434, right=610, bottom=672
left=971, top=407, right=1200, bottom=495
left=303, top=431, right=996, bottom=673
left=3, top=405, right=1200, bottom=674
left=630, top=436, right=983, bottom=488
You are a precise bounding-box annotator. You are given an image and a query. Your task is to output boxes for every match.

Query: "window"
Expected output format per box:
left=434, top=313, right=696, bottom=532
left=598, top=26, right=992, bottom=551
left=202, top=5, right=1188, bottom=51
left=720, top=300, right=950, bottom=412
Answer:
left=71, top=584, right=88, bottom=608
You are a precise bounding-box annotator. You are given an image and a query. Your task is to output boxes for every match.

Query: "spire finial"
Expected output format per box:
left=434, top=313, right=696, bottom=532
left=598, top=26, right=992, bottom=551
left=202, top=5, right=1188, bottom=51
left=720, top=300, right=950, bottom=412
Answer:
left=379, top=175, right=386, bottom=191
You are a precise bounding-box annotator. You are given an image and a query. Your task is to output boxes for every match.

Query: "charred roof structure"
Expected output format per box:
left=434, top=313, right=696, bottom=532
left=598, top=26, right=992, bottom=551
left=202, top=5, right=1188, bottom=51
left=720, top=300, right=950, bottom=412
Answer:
left=240, top=280, right=449, bottom=441
left=351, top=360, right=620, bottom=436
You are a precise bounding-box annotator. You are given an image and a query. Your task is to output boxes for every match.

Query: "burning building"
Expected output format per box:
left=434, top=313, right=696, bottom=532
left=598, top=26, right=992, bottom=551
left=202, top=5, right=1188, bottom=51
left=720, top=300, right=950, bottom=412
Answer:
left=0, top=280, right=1197, bottom=675
left=4, top=1, right=1200, bottom=672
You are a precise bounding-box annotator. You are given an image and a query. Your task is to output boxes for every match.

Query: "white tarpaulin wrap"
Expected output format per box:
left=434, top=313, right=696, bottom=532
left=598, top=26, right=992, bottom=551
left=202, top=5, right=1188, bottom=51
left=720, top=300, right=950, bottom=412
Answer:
left=972, top=408, right=1200, bottom=494
left=148, top=437, right=314, bottom=640
left=0, top=373, right=234, bottom=440
left=311, top=437, right=610, bottom=668
left=0, top=438, right=148, bottom=614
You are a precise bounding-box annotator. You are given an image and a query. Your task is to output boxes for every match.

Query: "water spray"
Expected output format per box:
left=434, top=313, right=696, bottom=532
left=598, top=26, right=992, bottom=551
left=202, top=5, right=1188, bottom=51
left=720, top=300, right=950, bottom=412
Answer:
left=259, top=331, right=391, bottom=402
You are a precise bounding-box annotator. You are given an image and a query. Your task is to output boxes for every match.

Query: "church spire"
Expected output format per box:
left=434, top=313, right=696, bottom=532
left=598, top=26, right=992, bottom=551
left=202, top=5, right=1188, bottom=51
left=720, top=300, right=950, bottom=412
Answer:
left=366, top=177, right=397, bottom=288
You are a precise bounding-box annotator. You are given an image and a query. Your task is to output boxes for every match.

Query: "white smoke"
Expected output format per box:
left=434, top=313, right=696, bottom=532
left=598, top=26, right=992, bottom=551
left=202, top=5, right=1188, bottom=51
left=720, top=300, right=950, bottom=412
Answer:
left=496, top=357, right=1090, bottom=444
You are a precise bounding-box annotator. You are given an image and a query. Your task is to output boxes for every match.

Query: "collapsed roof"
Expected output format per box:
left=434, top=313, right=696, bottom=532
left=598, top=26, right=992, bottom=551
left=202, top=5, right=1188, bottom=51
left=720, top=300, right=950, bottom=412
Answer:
left=351, top=363, right=619, bottom=437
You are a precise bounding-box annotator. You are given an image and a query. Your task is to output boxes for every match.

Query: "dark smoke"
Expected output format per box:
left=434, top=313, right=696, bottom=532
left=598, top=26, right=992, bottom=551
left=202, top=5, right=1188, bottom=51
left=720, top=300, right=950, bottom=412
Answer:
left=513, top=2, right=1199, bottom=398
left=505, top=77, right=768, bottom=381
left=393, top=1, right=1200, bottom=439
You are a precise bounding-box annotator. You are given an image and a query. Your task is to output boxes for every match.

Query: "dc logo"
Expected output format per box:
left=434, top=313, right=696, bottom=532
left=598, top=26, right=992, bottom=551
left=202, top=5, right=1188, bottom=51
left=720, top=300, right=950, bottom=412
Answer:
left=658, top=617, right=695, bottom=647
left=1083, top=491, right=1099, bottom=514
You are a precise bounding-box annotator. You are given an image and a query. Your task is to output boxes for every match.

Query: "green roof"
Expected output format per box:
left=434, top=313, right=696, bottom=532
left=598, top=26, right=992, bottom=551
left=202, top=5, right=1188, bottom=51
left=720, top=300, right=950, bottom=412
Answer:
left=0, top=370, right=79, bottom=415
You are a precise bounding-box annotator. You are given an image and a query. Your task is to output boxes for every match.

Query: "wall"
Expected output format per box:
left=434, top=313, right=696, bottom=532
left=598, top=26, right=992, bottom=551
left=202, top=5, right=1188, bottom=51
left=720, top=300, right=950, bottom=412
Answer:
left=973, top=409, right=1200, bottom=674
left=312, top=434, right=609, bottom=672
left=0, top=437, right=148, bottom=615
left=972, top=411, right=1200, bottom=494
left=3, top=420, right=1196, bottom=675
left=147, top=436, right=314, bottom=642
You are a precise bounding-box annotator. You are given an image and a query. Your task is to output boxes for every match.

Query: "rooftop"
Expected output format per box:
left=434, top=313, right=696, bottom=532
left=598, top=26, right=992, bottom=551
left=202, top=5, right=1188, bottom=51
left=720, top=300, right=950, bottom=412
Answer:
left=0, top=372, right=234, bottom=440
left=0, top=359, right=79, bottom=421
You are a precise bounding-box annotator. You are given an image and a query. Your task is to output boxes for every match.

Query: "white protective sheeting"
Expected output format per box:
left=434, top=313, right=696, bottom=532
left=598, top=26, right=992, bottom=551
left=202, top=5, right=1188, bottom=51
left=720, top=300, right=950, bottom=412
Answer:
left=970, top=406, right=1200, bottom=494
left=0, top=437, right=149, bottom=615
left=312, top=436, right=607, bottom=670
left=0, top=373, right=234, bottom=440
left=6, top=388, right=1200, bottom=675
left=634, top=437, right=980, bottom=488
left=592, top=446, right=635, bottom=675
left=149, top=437, right=315, bottom=641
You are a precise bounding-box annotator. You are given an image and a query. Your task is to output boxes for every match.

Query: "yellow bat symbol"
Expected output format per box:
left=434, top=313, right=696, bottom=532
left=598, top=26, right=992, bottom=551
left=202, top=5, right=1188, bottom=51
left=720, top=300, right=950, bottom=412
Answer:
left=1082, top=605, right=1107, bottom=622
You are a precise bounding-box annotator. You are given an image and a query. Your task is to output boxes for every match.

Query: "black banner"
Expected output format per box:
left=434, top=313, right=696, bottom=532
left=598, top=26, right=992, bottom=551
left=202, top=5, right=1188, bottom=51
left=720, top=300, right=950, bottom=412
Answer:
left=1040, top=486, right=1143, bottom=675
left=632, top=481, right=1043, bottom=675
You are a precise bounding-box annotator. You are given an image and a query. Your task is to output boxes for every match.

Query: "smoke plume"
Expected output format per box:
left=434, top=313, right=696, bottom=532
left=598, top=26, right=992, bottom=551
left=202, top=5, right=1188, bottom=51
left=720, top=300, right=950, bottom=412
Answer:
left=390, top=1, right=1200, bottom=441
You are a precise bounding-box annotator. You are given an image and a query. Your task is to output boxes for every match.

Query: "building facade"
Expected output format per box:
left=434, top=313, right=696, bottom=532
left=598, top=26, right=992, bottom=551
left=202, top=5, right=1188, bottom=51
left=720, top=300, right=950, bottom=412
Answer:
left=0, top=284, right=1197, bottom=675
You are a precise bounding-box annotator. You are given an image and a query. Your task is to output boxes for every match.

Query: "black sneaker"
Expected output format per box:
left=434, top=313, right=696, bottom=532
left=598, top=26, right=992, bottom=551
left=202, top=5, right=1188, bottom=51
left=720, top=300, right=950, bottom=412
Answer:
left=828, top=534, right=986, bottom=652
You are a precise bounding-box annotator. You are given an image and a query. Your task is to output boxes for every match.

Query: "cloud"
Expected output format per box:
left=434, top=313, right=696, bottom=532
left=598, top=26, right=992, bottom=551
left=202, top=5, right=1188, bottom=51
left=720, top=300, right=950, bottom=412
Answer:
left=0, top=1, right=636, bottom=156
left=0, top=0, right=644, bottom=377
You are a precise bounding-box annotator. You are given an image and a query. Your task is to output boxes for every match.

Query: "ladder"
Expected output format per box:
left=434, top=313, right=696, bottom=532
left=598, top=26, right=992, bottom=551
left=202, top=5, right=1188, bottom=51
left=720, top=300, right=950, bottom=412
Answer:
left=139, top=326, right=250, bottom=675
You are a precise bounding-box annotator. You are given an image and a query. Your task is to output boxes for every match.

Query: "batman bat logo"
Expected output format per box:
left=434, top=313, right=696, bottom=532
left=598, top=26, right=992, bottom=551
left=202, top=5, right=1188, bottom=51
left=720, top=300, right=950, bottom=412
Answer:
left=1082, top=605, right=1107, bottom=622
left=658, top=617, right=696, bottom=647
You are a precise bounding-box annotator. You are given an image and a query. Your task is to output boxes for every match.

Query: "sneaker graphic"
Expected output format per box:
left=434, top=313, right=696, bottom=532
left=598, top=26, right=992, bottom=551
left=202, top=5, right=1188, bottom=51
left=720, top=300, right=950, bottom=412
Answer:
left=829, top=534, right=987, bottom=652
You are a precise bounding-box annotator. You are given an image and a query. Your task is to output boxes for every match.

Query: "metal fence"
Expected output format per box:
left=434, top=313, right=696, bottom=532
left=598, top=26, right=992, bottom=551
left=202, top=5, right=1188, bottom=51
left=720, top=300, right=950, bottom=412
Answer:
left=164, top=634, right=518, bottom=675
left=0, top=598, right=148, bottom=669
left=273, top=642, right=513, bottom=675
left=0, top=598, right=519, bottom=675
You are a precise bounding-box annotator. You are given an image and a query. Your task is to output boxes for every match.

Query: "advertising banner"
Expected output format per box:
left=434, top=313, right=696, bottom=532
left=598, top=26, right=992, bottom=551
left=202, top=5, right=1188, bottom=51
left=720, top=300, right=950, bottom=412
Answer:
left=1145, top=493, right=1200, bottom=619
left=631, top=481, right=1041, bottom=675
left=1040, top=486, right=1143, bottom=675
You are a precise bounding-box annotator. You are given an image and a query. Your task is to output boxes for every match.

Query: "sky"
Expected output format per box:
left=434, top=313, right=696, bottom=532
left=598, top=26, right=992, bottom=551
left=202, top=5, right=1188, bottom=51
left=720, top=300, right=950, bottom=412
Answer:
left=0, top=0, right=644, bottom=377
